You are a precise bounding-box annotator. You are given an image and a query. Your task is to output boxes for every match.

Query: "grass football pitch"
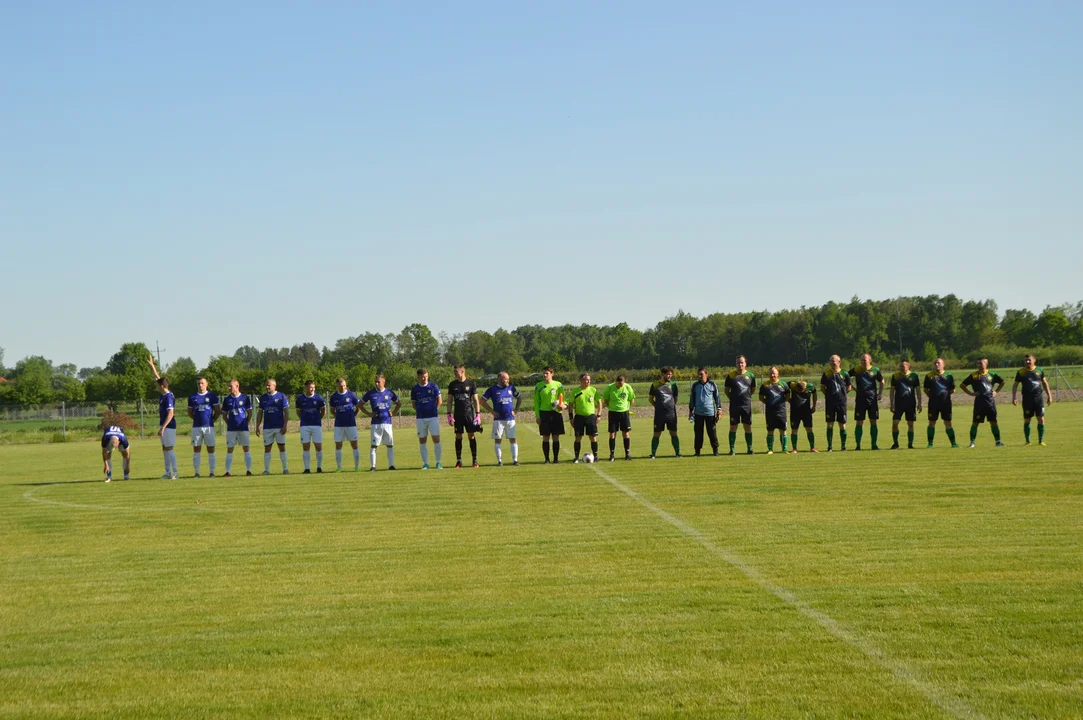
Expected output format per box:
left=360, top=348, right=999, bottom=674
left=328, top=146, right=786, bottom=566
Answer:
left=1, top=404, right=1081, bottom=718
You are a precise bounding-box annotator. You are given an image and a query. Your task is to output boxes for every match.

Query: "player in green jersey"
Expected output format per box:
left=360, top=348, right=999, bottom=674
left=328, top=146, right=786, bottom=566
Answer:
left=648, top=366, right=681, bottom=458
left=923, top=358, right=958, bottom=448
left=758, top=367, right=789, bottom=454
left=568, top=374, right=602, bottom=462
left=1012, top=354, right=1053, bottom=445
left=850, top=353, right=884, bottom=450
left=960, top=357, right=1006, bottom=448
left=603, top=376, right=636, bottom=461
left=724, top=355, right=756, bottom=455
left=786, top=379, right=818, bottom=453
left=889, top=359, right=922, bottom=449
left=533, top=366, right=566, bottom=463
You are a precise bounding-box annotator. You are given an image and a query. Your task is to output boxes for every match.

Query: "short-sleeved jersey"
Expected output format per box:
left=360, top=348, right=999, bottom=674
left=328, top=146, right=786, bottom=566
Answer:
left=1015, top=367, right=1046, bottom=403
left=447, top=379, right=479, bottom=420
left=221, top=393, right=252, bottom=431
left=410, top=382, right=442, bottom=419
left=259, top=391, right=290, bottom=430
left=361, top=388, right=399, bottom=425
left=188, top=391, right=220, bottom=427
left=850, top=365, right=884, bottom=403
left=890, top=371, right=920, bottom=407
left=787, top=381, right=816, bottom=412
left=483, top=384, right=520, bottom=421
left=649, top=381, right=679, bottom=418
left=924, top=372, right=955, bottom=404
left=820, top=370, right=851, bottom=406
left=759, top=380, right=789, bottom=414
left=724, top=370, right=756, bottom=409
left=158, top=391, right=177, bottom=429
left=570, top=385, right=600, bottom=416
left=603, top=383, right=635, bottom=413
left=961, top=371, right=1003, bottom=405
left=101, top=425, right=128, bottom=449
left=295, top=393, right=326, bottom=427
left=329, top=391, right=360, bottom=427
left=534, top=380, right=565, bottom=413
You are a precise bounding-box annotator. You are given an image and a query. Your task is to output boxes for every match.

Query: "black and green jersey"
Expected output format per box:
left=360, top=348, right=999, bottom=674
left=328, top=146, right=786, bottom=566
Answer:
left=1014, top=367, right=1046, bottom=404
left=850, top=365, right=884, bottom=404
left=787, top=381, right=816, bottom=412
left=724, top=370, right=756, bottom=409
left=923, top=371, right=955, bottom=404
left=759, top=381, right=789, bottom=414
left=890, top=371, right=920, bottom=407
left=961, top=371, right=1004, bottom=406
left=648, top=381, right=679, bottom=419
left=820, top=370, right=851, bottom=406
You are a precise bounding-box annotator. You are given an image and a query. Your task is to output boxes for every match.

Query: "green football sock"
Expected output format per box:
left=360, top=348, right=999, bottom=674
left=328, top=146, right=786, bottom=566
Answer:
left=729, top=432, right=737, bottom=452
left=1024, top=423, right=1031, bottom=442
left=780, top=435, right=788, bottom=452
left=970, top=426, right=978, bottom=442
left=946, top=428, right=956, bottom=444
left=907, top=431, right=914, bottom=448
left=766, top=434, right=774, bottom=451
left=650, top=437, right=659, bottom=455
left=927, top=426, right=935, bottom=444
left=807, top=431, right=815, bottom=449
left=744, top=432, right=753, bottom=451
left=671, top=436, right=680, bottom=454
left=892, top=430, right=899, bottom=446
left=840, top=429, right=848, bottom=448
left=1038, top=423, right=1045, bottom=442
left=826, top=427, right=834, bottom=449
left=870, top=425, right=879, bottom=448
left=854, top=426, right=863, bottom=449
left=992, top=426, right=1001, bottom=442
left=790, top=433, right=798, bottom=450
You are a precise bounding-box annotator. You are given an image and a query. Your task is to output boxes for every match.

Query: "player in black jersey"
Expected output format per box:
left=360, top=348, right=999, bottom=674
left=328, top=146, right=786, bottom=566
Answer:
left=849, top=353, right=884, bottom=450
left=1012, top=354, right=1053, bottom=445
left=447, top=364, right=481, bottom=468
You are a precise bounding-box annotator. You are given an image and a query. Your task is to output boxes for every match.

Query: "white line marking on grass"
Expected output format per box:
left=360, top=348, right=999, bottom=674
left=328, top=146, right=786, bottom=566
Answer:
left=22, top=484, right=227, bottom=513
left=586, top=463, right=984, bottom=720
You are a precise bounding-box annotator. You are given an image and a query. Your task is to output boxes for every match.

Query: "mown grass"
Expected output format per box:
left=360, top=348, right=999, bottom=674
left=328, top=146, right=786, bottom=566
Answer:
left=0, top=403, right=1080, bottom=718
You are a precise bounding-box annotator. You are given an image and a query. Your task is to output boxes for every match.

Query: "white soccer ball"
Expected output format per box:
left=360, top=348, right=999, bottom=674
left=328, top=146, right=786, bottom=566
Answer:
left=582, top=453, right=594, bottom=464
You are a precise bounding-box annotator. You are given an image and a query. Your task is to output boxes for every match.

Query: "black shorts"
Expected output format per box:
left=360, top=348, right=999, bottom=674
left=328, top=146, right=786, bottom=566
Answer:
left=766, top=412, right=787, bottom=432
left=824, top=402, right=847, bottom=424
left=972, top=402, right=998, bottom=425
left=729, top=406, right=752, bottom=426
left=855, top=398, right=879, bottom=422
left=608, top=411, right=631, bottom=433
left=928, top=401, right=952, bottom=423
left=573, top=414, right=599, bottom=437
left=454, top=417, right=481, bottom=434
left=653, top=415, right=677, bottom=433
left=790, top=408, right=814, bottom=429
left=1022, top=399, right=1045, bottom=420
left=538, top=410, right=566, bottom=436
left=892, top=404, right=916, bottom=422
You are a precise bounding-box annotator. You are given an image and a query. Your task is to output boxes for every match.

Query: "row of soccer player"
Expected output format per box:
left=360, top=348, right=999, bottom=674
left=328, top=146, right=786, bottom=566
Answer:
left=99, top=353, right=1055, bottom=481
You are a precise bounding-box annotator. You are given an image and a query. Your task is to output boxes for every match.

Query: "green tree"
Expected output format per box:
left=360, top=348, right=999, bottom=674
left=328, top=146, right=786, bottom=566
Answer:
left=395, top=323, right=440, bottom=368
left=923, top=342, right=938, bottom=363
left=54, top=376, right=86, bottom=403
left=167, top=357, right=199, bottom=399
left=104, top=342, right=158, bottom=399
left=201, top=355, right=241, bottom=394
left=12, top=356, right=55, bottom=405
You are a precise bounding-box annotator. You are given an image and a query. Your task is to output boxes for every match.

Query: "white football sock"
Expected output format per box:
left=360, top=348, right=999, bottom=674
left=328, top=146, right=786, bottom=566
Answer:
left=434, top=442, right=442, bottom=464
left=386, top=447, right=395, bottom=467
left=352, top=448, right=360, bottom=469
left=420, top=444, right=429, bottom=465
left=208, top=454, right=216, bottom=473
left=316, top=451, right=323, bottom=469
left=193, top=454, right=201, bottom=474
left=225, top=453, right=233, bottom=474
left=494, top=443, right=502, bottom=463
left=303, top=450, right=311, bottom=470
left=335, top=449, right=343, bottom=469
left=244, top=452, right=252, bottom=472
left=369, top=448, right=377, bottom=468
left=279, top=451, right=288, bottom=470
left=511, top=442, right=519, bottom=462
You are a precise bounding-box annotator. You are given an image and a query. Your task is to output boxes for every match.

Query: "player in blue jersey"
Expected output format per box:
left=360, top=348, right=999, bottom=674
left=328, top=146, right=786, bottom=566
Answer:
left=100, top=425, right=131, bottom=482
left=188, top=376, right=221, bottom=477
left=410, top=368, right=444, bottom=470
left=255, top=378, right=290, bottom=474
left=481, top=372, right=522, bottom=467
left=295, top=380, right=327, bottom=474
left=220, top=379, right=253, bottom=476
left=361, top=374, right=401, bottom=471
left=147, top=355, right=178, bottom=479
left=329, top=377, right=362, bottom=471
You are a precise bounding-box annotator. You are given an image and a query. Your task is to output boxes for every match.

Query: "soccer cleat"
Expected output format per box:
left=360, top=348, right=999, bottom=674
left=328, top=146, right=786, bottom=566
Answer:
left=123, top=473, right=130, bottom=481
left=316, top=468, right=323, bottom=473
left=1025, top=442, right=1031, bottom=446
left=223, top=472, right=231, bottom=478
left=161, top=474, right=171, bottom=479
left=455, top=461, right=463, bottom=469
left=543, top=459, right=550, bottom=464
left=747, top=450, right=754, bottom=455
left=388, top=466, right=396, bottom=470
left=675, top=453, right=682, bottom=458
left=105, top=475, right=111, bottom=483
left=609, top=456, right=615, bottom=462
left=171, top=474, right=179, bottom=480
left=694, top=452, right=701, bottom=457
left=788, top=449, right=797, bottom=454
left=810, top=448, right=819, bottom=453
left=908, top=445, right=914, bottom=450
left=435, top=463, right=444, bottom=470
left=950, top=444, right=960, bottom=449
left=766, top=450, right=773, bottom=455
left=472, top=462, right=479, bottom=469
left=194, top=473, right=201, bottom=478
left=713, top=450, right=720, bottom=456
left=926, top=444, right=934, bottom=450
left=624, top=453, right=632, bottom=461
left=840, top=448, right=847, bottom=452
left=890, top=444, right=899, bottom=450
left=512, top=461, right=520, bottom=466
left=1039, top=442, right=1048, bottom=447
left=282, top=469, right=290, bottom=475
left=968, top=442, right=976, bottom=448
left=263, top=470, right=271, bottom=475
left=553, top=459, right=559, bottom=464
left=995, top=442, right=1005, bottom=448
left=729, top=450, right=736, bottom=456
left=209, top=472, right=215, bottom=478
left=421, top=464, right=430, bottom=470
left=369, top=467, right=376, bottom=472
left=497, top=461, right=503, bottom=467
left=649, top=455, right=655, bottom=460
left=573, top=459, right=580, bottom=464
left=246, top=471, right=253, bottom=476
left=302, top=469, right=311, bottom=474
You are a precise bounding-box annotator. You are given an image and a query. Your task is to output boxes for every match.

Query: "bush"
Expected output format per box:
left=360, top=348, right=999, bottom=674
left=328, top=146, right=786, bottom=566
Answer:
left=50, top=432, right=70, bottom=443
left=100, top=411, right=137, bottom=433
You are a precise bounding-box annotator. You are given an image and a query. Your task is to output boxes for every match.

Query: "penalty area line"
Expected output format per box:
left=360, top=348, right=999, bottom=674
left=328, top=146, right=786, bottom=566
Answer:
left=586, top=463, right=984, bottom=720
left=22, top=484, right=228, bottom=513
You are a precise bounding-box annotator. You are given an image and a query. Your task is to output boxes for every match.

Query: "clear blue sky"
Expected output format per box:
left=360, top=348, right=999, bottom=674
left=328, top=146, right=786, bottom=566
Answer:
left=2, top=1, right=1080, bottom=370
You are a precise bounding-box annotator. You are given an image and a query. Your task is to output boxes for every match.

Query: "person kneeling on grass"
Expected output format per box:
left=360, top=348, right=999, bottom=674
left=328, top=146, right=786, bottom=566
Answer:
left=101, top=425, right=131, bottom=482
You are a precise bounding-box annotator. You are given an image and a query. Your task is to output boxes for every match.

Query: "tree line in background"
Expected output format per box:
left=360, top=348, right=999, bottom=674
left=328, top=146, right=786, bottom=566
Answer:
left=3, top=296, right=1083, bottom=404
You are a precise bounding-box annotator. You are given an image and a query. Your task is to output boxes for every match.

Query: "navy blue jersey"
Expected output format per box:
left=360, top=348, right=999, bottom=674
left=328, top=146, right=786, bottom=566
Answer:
left=295, top=393, right=326, bottom=427
left=361, top=388, right=399, bottom=425
left=221, top=394, right=252, bottom=431
left=329, top=391, right=360, bottom=427
left=159, top=391, right=177, bottom=429
left=483, top=384, right=520, bottom=421
left=259, top=392, right=290, bottom=430
left=101, top=425, right=129, bottom=450
left=410, top=382, right=442, bottom=419
left=188, top=392, right=219, bottom=427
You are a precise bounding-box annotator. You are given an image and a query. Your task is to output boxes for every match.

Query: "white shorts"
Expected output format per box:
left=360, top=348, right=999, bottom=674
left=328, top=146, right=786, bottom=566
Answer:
left=191, top=426, right=216, bottom=448
left=491, top=419, right=517, bottom=440
left=263, top=428, right=287, bottom=447
left=416, top=416, right=441, bottom=438
left=299, top=426, right=323, bottom=444
left=159, top=428, right=177, bottom=447
left=226, top=430, right=250, bottom=448
left=334, top=426, right=360, bottom=443
left=370, top=424, right=394, bottom=447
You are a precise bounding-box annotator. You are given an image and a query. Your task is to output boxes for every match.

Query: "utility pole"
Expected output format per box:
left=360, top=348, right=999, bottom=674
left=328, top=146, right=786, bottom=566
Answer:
left=155, top=341, right=166, bottom=369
